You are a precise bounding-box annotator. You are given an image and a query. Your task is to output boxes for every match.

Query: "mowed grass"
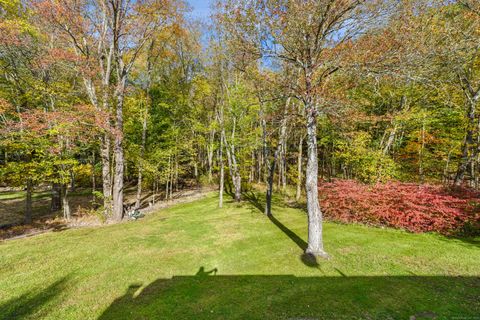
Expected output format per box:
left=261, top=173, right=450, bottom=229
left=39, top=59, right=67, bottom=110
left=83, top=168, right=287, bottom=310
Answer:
left=0, top=192, right=479, bottom=319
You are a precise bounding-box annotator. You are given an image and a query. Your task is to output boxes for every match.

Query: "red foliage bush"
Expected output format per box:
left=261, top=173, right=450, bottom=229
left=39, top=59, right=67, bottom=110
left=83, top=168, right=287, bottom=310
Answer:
left=318, top=180, right=480, bottom=235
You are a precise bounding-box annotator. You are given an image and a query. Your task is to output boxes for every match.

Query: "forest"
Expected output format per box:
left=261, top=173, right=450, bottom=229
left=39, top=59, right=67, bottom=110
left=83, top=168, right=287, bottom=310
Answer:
left=0, top=1, right=479, bottom=319
left=2, top=0, right=480, bottom=249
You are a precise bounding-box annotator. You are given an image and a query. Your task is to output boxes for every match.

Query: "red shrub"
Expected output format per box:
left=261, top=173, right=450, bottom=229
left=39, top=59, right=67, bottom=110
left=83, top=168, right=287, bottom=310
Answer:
left=318, top=180, right=480, bottom=235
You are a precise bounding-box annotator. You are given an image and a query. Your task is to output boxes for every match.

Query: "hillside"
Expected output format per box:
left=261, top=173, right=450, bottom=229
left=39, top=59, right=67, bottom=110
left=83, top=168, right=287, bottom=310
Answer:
left=0, top=193, right=479, bottom=319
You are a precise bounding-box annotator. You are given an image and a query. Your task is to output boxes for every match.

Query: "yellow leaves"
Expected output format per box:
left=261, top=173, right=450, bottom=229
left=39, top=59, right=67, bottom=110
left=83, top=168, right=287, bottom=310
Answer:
left=0, top=98, right=13, bottom=114
left=0, top=0, right=21, bottom=15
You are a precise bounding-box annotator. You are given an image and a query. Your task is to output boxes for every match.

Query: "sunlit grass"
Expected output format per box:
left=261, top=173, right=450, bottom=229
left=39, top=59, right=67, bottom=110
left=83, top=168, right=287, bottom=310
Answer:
left=0, top=192, right=478, bottom=319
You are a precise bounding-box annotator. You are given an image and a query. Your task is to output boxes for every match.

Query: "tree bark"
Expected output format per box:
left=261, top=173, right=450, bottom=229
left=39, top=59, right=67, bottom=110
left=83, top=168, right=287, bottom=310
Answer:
left=281, top=138, right=287, bottom=192
left=296, top=135, right=304, bottom=201
left=25, top=179, right=33, bottom=224
left=219, top=129, right=224, bottom=208
left=223, top=119, right=241, bottom=202
left=69, top=169, right=76, bottom=192
left=207, top=128, right=215, bottom=184
left=112, top=77, right=126, bottom=221
left=100, top=135, right=112, bottom=214
left=135, top=107, right=147, bottom=210
left=305, top=101, right=327, bottom=258
left=418, top=116, right=426, bottom=184
left=51, top=183, right=62, bottom=212
left=265, top=99, right=289, bottom=216
left=62, top=184, right=71, bottom=220
left=455, top=99, right=476, bottom=186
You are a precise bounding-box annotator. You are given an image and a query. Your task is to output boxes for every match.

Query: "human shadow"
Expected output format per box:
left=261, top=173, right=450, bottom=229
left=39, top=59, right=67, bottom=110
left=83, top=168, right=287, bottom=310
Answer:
left=0, top=277, right=69, bottom=320
left=98, top=270, right=480, bottom=320
left=196, top=266, right=218, bottom=276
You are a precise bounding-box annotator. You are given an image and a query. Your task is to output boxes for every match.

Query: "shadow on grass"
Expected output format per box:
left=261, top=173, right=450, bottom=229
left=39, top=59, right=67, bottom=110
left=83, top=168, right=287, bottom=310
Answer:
left=98, top=269, right=480, bottom=320
left=0, top=277, right=69, bottom=320
left=242, top=191, right=320, bottom=268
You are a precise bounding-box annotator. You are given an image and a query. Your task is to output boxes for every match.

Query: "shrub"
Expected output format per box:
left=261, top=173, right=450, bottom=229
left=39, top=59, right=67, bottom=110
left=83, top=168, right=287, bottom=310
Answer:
left=318, top=179, right=480, bottom=236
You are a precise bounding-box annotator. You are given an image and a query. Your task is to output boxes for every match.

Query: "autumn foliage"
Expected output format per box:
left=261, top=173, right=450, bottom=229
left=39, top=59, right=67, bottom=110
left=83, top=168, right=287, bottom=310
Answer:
left=318, top=180, right=480, bottom=236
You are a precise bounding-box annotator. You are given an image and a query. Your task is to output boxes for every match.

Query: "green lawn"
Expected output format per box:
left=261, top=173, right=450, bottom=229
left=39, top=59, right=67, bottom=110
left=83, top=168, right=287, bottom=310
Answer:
left=0, top=192, right=479, bottom=319
left=0, top=191, right=51, bottom=201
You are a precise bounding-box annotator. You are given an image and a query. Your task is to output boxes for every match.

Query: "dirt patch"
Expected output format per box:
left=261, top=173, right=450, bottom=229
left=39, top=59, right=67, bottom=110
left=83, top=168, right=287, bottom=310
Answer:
left=138, top=187, right=215, bottom=215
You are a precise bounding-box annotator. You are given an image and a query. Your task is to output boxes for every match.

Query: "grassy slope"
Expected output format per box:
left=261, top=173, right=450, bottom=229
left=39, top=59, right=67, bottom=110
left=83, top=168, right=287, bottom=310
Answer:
left=0, top=192, right=479, bottom=319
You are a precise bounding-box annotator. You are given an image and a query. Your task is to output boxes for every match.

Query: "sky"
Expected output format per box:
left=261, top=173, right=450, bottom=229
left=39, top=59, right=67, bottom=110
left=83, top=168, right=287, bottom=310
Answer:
left=187, top=0, right=213, bottom=20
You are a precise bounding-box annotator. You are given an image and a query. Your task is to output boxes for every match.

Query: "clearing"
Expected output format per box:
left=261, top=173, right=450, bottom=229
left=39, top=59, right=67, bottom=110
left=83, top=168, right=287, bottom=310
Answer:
left=0, top=192, right=479, bottom=319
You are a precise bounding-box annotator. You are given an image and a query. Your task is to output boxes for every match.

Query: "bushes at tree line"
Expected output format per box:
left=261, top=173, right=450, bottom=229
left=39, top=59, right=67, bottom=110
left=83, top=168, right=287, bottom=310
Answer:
left=318, top=180, right=480, bottom=236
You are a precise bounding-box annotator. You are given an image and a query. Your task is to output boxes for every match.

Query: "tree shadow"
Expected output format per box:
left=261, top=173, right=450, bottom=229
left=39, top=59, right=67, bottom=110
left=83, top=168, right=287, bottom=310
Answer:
left=0, top=276, right=69, bottom=320
left=242, top=190, right=264, bottom=213
left=98, top=269, right=480, bottom=320
left=242, top=191, right=320, bottom=268
left=438, top=235, right=480, bottom=249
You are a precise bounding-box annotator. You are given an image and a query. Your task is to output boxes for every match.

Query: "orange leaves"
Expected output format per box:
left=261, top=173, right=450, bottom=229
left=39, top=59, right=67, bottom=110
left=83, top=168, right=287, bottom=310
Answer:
left=36, top=48, right=82, bottom=70
left=3, top=105, right=110, bottom=143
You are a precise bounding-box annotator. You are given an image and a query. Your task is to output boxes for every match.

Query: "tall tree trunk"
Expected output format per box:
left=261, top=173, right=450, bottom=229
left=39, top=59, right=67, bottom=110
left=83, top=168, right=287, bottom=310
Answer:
left=112, top=79, right=126, bottom=221
left=25, top=179, right=33, bottom=224
left=281, top=138, right=287, bottom=192
left=135, top=108, right=147, bottom=210
left=175, top=154, right=179, bottom=192
left=219, top=129, right=224, bottom=208
left=455, top=99, right=476, bottom=186
left=100, top=135, right=112, bottom=214
left=265, top=99, right=289, bottom=216
left=91, top=150, right=96, bottom=203
left=296, top=135, right=304, bottom=201
left=249, top=150, right=255, bottom=183
left=305, top=101, right=327, bottom=258
left=207, top=129, right=215, bottom=184
left=382, top=125, right=398, bottom=155
left=62, top=184, right=71, bottom=220
left=418, top=116, right=426, bottom=184
left=261, top=118, right=268, bottom=184
left=165, top=156, right=171, bottom=201
left=51, top=183, right=62, bottom=211
left=223, top=121, right=241, bottom=202
left=69, top=169, right=76, bottom=192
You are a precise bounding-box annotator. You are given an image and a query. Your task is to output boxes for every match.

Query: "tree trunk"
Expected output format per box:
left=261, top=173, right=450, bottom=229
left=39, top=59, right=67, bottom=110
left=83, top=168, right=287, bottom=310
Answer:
left=112, top=79, right=126, bottom=221
left=454, top=99, right=476, bottom=186
left=69, top=169, right=76, bottom=192
left=51, top=183, right=62, bottom=211
left=296, top=135, right=304, bottom=201
left=281, top=138, right=287, bottom=192
left=305, top=102, right=327, bottom=258
left=262, top=118, right=268, bottom=183
left=175, top=155, right=179, bottom=192
left=418, top=116, right=426, bottom=184
left=207, top=129, right=215, bottom=184
left=249, top=150, right=255, bottom=183
left=219, top=129, right=224, bottom=208
left=62, top=184, right=71, bottom=220
left=25, top=179, right=33, bottom=224
left=382, top=125, right=398, bottom=155
left=265, top=99, right=289, bottom=215
left=92, top=150, right=97, bottom=203
left=135, top=108, right=147, bottom=210
left=165, top=156, right=171, bottom=201
left=223, top=126, right=241, bottom=202
left=100, top=134, right=112, bottom=214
